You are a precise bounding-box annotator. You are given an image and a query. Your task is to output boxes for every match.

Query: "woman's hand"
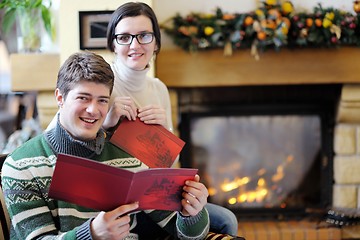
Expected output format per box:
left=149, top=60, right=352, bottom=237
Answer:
left=103, top=97, right=137, bottom=130
left=180, top=175, right=209, bottom=217
left=91, top=202, right=139, bottom=240
left=138, top=105, right=166, bottom=127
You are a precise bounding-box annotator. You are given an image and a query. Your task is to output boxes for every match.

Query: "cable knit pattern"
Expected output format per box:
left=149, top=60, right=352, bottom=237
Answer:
left=177, top=208, right=210, bottom=240
left=113, top=57, right=149, bottom=92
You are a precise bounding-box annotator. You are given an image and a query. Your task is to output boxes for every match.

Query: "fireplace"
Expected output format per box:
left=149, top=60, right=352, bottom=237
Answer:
left=177, top=84, right=342, bottom=220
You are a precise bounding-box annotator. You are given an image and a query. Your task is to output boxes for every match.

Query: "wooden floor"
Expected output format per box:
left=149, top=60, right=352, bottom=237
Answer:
left=237, top=220, right=342, bottom=240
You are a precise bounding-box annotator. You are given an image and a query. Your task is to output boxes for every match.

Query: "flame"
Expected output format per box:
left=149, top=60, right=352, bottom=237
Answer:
left=258, top=178, right=265, bottom=187
left=257, top=168, right=266, bottom=176
left=223, top=154, right=295, bottom=206
left=227, top=177, right=269, bottom=204
left=208, top=187, right=217, bottom=196
left=220, top=177, right=250, bottom=192
left=272, top=165, right=284, bottom=182
left=234, top=188, right=268, bottom=204
left=271, top=155, right=294, bottom=182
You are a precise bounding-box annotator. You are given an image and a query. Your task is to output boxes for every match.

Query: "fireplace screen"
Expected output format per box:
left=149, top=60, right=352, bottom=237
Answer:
left=182, top=114, right=327, bottom=218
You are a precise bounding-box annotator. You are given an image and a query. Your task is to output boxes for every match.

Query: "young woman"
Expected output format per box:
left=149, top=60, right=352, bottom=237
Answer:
left=104, top=2, right=239, bottom=236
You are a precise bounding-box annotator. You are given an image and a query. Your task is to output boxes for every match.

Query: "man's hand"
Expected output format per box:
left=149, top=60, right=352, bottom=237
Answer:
left=91, top=202, right=139, bottom=240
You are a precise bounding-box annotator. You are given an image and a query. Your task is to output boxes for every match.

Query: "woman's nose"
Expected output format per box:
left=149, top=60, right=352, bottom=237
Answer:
left=130, top=37, right=141, bottom=48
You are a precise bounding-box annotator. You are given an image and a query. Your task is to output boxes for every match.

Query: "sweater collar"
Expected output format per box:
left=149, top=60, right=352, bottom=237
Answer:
left=112, top=56, right=150, bottom=92
left=44, top=118, right=106, bottom=159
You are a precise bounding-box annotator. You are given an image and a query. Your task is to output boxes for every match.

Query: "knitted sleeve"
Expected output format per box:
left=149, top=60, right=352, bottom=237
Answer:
left=176, top=208, right=210, bottom=239
left=1, top=137, right=91, bottom=239
left=2, top=157, right=75, bottom=239
left=144, top=208, right=210, bottom=239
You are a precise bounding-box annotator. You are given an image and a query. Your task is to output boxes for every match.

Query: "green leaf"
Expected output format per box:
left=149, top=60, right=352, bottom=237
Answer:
left=2, top=8, right=16, bottom=33
left=0, top=0, right=53, bottom=40
left=41, top=5, right=52, bottom=36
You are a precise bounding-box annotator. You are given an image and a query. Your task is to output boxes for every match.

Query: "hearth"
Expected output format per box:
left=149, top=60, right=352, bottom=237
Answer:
left=177, top=84, right=342, bottom=220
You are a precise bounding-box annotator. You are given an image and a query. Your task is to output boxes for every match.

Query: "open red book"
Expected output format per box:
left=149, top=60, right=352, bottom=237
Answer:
left=110, top=118, right=185, bottom=168
left=48, top=153, right=197, bottom=211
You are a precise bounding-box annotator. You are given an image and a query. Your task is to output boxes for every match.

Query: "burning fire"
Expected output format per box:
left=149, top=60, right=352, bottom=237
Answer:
left=217, top=155, right=295, bottom=206
left=220, top=177, right=250, bottom=192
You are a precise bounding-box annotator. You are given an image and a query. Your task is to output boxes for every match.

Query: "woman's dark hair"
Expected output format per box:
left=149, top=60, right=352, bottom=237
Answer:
left=106, top=2, right=161, bottom=54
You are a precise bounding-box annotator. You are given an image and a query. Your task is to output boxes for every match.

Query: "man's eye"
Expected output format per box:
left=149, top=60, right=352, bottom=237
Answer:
left=99, top=99, right=109, bottom=104
left=77, top=96, right=88, bottom=101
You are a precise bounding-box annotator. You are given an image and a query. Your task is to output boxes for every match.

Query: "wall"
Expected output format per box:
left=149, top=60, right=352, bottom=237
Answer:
left=333, top=85, right=360, bottom=238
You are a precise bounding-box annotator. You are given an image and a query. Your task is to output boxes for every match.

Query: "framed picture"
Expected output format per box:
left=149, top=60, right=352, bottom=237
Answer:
left=79, top=11, right=114, bottom=50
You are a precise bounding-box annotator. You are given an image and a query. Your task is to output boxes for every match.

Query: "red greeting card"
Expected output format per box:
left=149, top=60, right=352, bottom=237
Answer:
left=48, top=153, right=197, bottom=211
left=110, top=118, right=185, bottom=168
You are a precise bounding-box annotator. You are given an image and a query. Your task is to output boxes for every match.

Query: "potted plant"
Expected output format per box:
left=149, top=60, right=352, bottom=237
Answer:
left=0, top=0, right=53, bottom=52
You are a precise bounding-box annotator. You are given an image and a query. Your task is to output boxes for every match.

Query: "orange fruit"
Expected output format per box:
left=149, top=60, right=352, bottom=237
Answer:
left=266, top=20, right=276, bottom=29
left=244, top=16, right=254, bottom=26
left=268, top=9, right=281, bottom=19
left=257, top=31, right=267, bottom=40
left=260, top=19, right=267, bottom=28
left=315, top=18, right=322, bottom=27
left=306, top=18, right=313, bottom=27
left=223, top=14, right=235, bottom=20
left=282, top=17, right=291, bottom=28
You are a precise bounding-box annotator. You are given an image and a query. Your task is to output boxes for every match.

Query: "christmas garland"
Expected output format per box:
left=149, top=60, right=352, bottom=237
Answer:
left=161, top=0, right=360, bottom=59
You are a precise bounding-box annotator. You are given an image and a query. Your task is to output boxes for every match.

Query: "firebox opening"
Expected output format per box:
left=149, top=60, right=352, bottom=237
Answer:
left=177, top=84, right=341, bottom=220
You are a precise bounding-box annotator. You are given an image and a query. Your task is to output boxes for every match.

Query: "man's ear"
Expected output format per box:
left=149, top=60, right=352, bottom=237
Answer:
left=55, top=88, right=64, bottom=107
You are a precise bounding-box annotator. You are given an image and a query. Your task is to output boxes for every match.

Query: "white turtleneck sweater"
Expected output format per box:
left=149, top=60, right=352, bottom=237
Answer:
left=111, top=57, right=174, bottom=132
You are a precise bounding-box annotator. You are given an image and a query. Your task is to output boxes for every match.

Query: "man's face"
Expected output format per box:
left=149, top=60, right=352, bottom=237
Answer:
left=56, top=81, right=110, bottom=140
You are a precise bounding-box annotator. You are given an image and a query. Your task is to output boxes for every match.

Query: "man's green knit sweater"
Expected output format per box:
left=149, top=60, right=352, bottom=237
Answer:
left=1, top=122, right=209, bottom=239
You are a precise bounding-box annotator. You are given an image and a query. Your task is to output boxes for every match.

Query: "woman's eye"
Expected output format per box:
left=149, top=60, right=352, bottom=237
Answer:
left=119, top=35, right=130, bottom=41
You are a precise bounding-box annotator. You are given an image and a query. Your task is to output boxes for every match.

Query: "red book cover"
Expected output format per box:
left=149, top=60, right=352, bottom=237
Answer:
left=110, top=118, right=185, bottom=168
left=48, top=153, right=197, bottom=211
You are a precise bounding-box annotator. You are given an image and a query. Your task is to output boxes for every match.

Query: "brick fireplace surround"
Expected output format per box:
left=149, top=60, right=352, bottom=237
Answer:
left=156, top=47, right=360, bottom=239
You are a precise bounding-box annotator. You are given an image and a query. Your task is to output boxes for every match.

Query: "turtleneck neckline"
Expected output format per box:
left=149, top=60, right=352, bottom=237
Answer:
left=44, top=119, right=106, bottom=159
left=113, top=56, right=150, bottom=92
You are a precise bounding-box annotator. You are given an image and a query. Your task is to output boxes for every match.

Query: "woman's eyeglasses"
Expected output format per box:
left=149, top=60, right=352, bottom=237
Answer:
left=114, top=32, right=154, bottom=45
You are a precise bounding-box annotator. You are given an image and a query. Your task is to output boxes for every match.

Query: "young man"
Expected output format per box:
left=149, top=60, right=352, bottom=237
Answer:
left=1, top=51, right=210, bottom=239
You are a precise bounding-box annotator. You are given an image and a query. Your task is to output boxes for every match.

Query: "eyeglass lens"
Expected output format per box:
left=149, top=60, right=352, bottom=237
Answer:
left=115, top=33, right=154, bottom=45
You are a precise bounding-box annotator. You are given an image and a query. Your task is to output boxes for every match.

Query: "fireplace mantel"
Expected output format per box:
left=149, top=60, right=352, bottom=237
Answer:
left=156, top=47, right=360, bottom=87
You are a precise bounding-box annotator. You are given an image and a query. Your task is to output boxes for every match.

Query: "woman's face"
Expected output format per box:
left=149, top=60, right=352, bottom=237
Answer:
left=113, top=15, right=156, bottom=71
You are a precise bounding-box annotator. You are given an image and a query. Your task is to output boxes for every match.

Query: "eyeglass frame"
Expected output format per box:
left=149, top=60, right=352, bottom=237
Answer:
left=113, top=32, right=155, bottom=45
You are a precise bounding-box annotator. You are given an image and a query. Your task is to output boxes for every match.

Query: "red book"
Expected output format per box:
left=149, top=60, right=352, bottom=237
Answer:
left=110, top=118, right=185, bottom=168
left=48, top=153, right=197, bottom=211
